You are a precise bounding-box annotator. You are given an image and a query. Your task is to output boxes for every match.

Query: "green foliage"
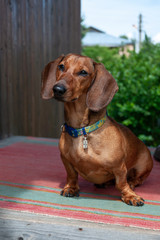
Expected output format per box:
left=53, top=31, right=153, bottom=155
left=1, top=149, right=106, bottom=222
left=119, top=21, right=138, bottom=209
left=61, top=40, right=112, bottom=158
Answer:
left=119, top=35, right=129, bottom=40
left=82, top=41, right=160, bottom=146
left=81, top=18, right=88, bottom=39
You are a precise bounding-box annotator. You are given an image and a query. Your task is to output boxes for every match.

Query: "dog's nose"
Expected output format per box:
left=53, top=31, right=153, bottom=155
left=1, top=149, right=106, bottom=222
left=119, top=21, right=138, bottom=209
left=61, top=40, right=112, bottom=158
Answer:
left=53, top=84, right=66, bottom=96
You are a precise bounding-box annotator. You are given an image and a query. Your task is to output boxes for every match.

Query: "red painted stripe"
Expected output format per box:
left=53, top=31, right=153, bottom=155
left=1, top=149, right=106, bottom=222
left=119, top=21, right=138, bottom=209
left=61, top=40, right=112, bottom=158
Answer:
left=0, top=201, right=160, bottom=230
left=0, top=183, right=59, bottom=194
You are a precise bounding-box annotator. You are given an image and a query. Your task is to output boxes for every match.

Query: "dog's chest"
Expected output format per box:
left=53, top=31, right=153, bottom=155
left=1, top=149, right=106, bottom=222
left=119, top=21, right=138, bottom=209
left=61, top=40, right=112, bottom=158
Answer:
left=59, top=134, right=114, bottom=184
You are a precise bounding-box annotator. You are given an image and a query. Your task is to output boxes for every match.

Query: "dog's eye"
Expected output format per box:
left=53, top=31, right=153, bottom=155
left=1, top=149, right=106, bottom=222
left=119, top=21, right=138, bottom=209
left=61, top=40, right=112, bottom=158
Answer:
left=79, top=70, right=88, bottom=76
left=58, top=64, right=65, bottom=71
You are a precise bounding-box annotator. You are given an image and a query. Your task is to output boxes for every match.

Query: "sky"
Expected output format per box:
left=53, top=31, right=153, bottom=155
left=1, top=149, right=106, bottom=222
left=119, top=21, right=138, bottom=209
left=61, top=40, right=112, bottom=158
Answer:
left=81, top=0, right=160, bottom=43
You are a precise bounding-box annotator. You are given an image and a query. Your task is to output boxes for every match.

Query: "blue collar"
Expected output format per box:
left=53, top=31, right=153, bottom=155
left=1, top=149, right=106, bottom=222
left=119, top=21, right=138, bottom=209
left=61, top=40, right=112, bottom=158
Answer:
left=64, top=112, right=108, bottom=138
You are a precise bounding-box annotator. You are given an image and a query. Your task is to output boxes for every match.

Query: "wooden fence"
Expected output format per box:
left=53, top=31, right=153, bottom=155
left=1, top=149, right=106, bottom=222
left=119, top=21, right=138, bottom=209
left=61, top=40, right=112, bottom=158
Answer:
left=0, top=0, right=81, bottom=139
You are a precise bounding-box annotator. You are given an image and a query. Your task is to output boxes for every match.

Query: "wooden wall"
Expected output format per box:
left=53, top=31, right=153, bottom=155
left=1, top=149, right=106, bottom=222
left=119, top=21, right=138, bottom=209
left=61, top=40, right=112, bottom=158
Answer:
left=0, top=0, right=81, bottom=139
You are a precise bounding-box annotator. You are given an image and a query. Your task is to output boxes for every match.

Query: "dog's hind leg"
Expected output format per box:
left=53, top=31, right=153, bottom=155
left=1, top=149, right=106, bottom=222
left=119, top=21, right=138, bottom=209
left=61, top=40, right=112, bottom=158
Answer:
left=128, top=169, right=152, bottom=190
left=113, top=162, right=145, bottom=206
left=127, top=150, right=153, bottom=190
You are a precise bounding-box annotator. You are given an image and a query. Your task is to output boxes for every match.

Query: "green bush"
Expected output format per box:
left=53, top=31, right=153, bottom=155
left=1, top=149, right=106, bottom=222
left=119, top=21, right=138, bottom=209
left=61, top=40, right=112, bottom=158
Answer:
left=82, top=41, right=160, bottom=146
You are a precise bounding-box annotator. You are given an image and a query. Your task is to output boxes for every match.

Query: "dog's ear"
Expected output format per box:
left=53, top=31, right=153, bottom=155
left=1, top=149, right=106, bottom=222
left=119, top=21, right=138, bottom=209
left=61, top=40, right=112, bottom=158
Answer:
left=41, top=55, right=64, bottom=99
left=86, top=63, right=118, bottom=111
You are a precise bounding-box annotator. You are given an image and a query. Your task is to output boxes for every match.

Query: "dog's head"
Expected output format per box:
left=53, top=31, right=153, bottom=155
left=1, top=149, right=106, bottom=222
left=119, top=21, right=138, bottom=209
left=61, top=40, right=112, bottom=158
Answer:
left=41, top=54, right=118, bottom=111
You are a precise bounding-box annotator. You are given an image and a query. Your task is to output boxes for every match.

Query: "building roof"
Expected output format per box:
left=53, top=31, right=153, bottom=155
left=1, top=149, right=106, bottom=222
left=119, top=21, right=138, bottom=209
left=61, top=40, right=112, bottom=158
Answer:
left=87, top=26, right=105, bottom=33
left=82, top=27, right=133, bottom=47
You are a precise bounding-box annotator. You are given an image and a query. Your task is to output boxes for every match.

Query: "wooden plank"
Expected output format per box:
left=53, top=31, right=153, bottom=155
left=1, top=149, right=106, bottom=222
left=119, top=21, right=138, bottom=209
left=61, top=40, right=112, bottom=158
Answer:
left=6, top=0, right=13, bottom=136
left=22, top=0, right=28, bottom=136
left=0, top=209, right=160, bottom=240
left=36, top=0, right=42, bottom=137
left=0, top=0, right=5, bottom=138
left=17, top=0, right=24, bottom=135
left=1, top=0, right=9, bottom=138
left=10, top=0, right=17, bottom=135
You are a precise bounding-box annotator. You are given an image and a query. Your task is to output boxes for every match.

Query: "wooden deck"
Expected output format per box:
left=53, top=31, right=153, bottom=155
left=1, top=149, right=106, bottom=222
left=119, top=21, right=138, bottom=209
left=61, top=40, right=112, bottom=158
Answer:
left=0, top=208, right=160, bottom=239
left=0, top=137, right=159, bottom=238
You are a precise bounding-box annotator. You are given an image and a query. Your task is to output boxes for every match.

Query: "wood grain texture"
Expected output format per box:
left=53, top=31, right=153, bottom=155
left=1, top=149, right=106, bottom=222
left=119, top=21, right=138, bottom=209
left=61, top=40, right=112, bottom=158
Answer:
left=0, top=209, right=160, bottom=240
left=0, top=0, right=81, bottom=139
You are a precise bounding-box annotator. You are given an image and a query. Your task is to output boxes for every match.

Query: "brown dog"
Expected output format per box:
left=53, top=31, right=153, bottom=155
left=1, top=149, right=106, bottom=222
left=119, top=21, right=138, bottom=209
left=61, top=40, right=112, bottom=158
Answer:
left=41, top=53, right=153, bottom=206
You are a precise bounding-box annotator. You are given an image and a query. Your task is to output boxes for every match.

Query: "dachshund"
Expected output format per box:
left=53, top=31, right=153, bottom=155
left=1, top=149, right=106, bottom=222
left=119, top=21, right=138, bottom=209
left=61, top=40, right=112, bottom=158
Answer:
left=41, top=53, right=153, bottom=206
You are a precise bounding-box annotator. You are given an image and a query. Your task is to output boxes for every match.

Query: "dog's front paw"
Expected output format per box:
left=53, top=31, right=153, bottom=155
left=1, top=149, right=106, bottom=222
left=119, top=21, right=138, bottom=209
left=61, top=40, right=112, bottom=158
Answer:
left=60, top=188, right=80, bottom=197
left=121, top=194, right=145, bottom=207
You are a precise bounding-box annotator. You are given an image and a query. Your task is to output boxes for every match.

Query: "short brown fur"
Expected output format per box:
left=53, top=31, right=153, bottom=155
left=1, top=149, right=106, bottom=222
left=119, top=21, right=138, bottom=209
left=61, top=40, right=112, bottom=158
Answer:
left=41, top=54, right=153, bottom=206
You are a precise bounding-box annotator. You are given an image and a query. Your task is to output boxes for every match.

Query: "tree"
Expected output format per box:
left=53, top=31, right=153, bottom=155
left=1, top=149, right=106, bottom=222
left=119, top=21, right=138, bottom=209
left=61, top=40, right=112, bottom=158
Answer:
left=81, top=18, right=88, bottom=39
left=119, top=35, right=128, bottom=40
